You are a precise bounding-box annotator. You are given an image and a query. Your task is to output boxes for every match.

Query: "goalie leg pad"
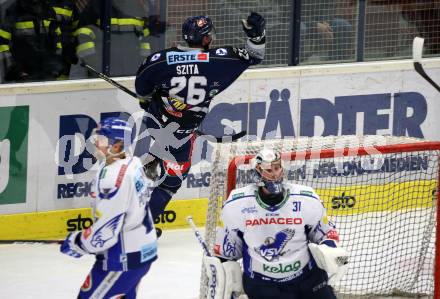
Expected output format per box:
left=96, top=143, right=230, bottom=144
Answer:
left=204, top=256, right=226, bottom=299
left=223, top=261, right=247, bottom=299
left=204, top=256, right=248, bottom=299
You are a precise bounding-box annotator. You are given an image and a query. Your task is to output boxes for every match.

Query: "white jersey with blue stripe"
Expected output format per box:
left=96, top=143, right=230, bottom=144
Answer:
left=215, top=183, right=337, bottom=282
left=79, top=156, right=157, bottom=271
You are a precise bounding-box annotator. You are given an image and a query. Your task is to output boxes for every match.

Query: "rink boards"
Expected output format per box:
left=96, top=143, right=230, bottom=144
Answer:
left=0, top=58, right=440, bottom=240
left=0, top=178, right=436, bottom=240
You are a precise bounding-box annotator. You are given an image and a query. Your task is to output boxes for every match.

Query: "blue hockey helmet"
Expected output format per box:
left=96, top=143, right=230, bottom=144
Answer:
left=182, top=15, right=214, bottom=46
left=93, top=117, right=133, bottom=155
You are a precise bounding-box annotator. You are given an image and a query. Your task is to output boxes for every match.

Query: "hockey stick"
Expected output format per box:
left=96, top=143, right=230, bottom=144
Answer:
left=79, top=61, right=148, bottom=103
left=80, top=62, right=247, bottom=142
left=186, top=215, right=211, bottom=256
left=187, top=216, right=247, bottom=299
left=196, top=129, right=246, bottom=143
left=412, top=37, right=440, bottom=92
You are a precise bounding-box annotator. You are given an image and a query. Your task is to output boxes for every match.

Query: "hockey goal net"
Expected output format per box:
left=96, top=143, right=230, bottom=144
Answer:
left=201, top=135, right=440, bottom=299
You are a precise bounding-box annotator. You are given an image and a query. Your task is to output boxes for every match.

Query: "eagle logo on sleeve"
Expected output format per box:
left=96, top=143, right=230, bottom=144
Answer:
left=255, top=228, right=295, bottom=262
left=90, top=214, right=123, bottom=248
left=222, top=228, right=240, bottom=259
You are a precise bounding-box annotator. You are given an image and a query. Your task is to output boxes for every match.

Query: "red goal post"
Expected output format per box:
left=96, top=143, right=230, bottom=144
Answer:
left=202, top=136, right=440, bottom=299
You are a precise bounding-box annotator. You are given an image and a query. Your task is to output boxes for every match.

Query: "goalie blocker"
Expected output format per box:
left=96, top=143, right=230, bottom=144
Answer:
left=204, top=256, right=248, bottom=299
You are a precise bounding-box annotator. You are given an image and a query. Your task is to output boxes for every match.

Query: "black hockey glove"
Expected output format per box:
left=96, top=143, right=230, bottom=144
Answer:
left=139, top=96, right=152, bottom=111
left=241, top=12, right=266, bottom=43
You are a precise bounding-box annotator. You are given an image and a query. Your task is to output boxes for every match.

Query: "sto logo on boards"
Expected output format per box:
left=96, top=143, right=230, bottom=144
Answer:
left=67, top=214, right=93, bottom=232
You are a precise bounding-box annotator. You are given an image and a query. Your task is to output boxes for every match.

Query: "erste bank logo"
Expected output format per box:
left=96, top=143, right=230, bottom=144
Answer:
left=166, top=51, right=209, bottom=65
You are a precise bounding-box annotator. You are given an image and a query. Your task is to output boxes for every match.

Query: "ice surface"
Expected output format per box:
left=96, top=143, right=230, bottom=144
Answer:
left=0, top=228, right=430, bottom=299
left=0, top=229, right=203, bottom=299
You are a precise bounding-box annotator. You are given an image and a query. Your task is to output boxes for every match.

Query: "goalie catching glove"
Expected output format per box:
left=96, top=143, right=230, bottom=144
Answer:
left=241, top=12, right=265, bottom=44
left=204, top=256, right=248, bottom=299
left=60, top=231, right=87, bottom=258
left=308, top=239, right=349, bottom=285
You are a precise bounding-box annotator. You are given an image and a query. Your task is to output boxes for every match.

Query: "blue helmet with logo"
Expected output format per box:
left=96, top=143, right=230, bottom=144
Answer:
left=94, top=117, right=133, bottom=154
left=182, top=15, right=214, bottom=46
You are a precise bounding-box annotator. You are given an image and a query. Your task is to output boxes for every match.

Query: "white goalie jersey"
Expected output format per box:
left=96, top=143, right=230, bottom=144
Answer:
left=78, top=156, right=157, bottom=271
left=215, top=183, right=338, bottom=282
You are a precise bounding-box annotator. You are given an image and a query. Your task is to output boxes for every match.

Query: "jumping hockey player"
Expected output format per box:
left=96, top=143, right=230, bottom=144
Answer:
left=134, top=13, right=266, bottom=231
left=60, top=117, right=157, bottom=299
left=205, top=149, right=349, bottom=299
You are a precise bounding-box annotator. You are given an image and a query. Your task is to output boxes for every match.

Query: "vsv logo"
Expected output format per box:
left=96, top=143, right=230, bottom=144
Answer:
left=0, top=139, right=10, bottom=193
left=0, top=106, right=29, bottom=205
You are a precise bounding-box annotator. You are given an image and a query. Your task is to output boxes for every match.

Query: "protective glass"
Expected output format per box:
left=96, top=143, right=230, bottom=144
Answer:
left=206, top=26, right=216, bottom=42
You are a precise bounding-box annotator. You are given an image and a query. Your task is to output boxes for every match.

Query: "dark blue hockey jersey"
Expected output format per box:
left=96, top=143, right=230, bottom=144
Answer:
left=135, top=41, right=264, bottom=130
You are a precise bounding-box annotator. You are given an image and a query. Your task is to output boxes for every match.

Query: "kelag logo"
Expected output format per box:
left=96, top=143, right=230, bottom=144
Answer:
left=0, top=106, right=29, bottom=205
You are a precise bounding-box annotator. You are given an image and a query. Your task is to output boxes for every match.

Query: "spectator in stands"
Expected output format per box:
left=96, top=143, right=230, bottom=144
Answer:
left=400, top=1, right=440, bottom=55
left=51, top=0, right=83, bottom=79
left=71, top=0, right=165, bottom=78
left=0, top=0, right=67, bottom=82
left=301, top=0, right=355, bottom=62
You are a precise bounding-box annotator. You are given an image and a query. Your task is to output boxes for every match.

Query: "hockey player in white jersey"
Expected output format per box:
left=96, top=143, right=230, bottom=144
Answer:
left=60, top=117, right=157, bottom=299
left=205, top=149, right=349, bottom=299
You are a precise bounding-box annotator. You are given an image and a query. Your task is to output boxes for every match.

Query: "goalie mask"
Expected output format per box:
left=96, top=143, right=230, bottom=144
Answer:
left=252, top=149, right=284, bottom=195
left=92, top=117, right=133, bottom=158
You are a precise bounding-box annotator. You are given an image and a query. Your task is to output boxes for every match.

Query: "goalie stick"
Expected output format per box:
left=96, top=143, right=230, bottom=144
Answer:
left=412, top=37, right=440, bottom=92
left=80, top=62, right=247, bottom=143
left=186, top=215, right=211, bottom=256
left=187, top=216, right=248, bottom=299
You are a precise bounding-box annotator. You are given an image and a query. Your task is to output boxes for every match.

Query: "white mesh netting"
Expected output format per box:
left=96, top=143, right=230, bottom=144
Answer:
left=200, top=135, right=439, bottom=299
